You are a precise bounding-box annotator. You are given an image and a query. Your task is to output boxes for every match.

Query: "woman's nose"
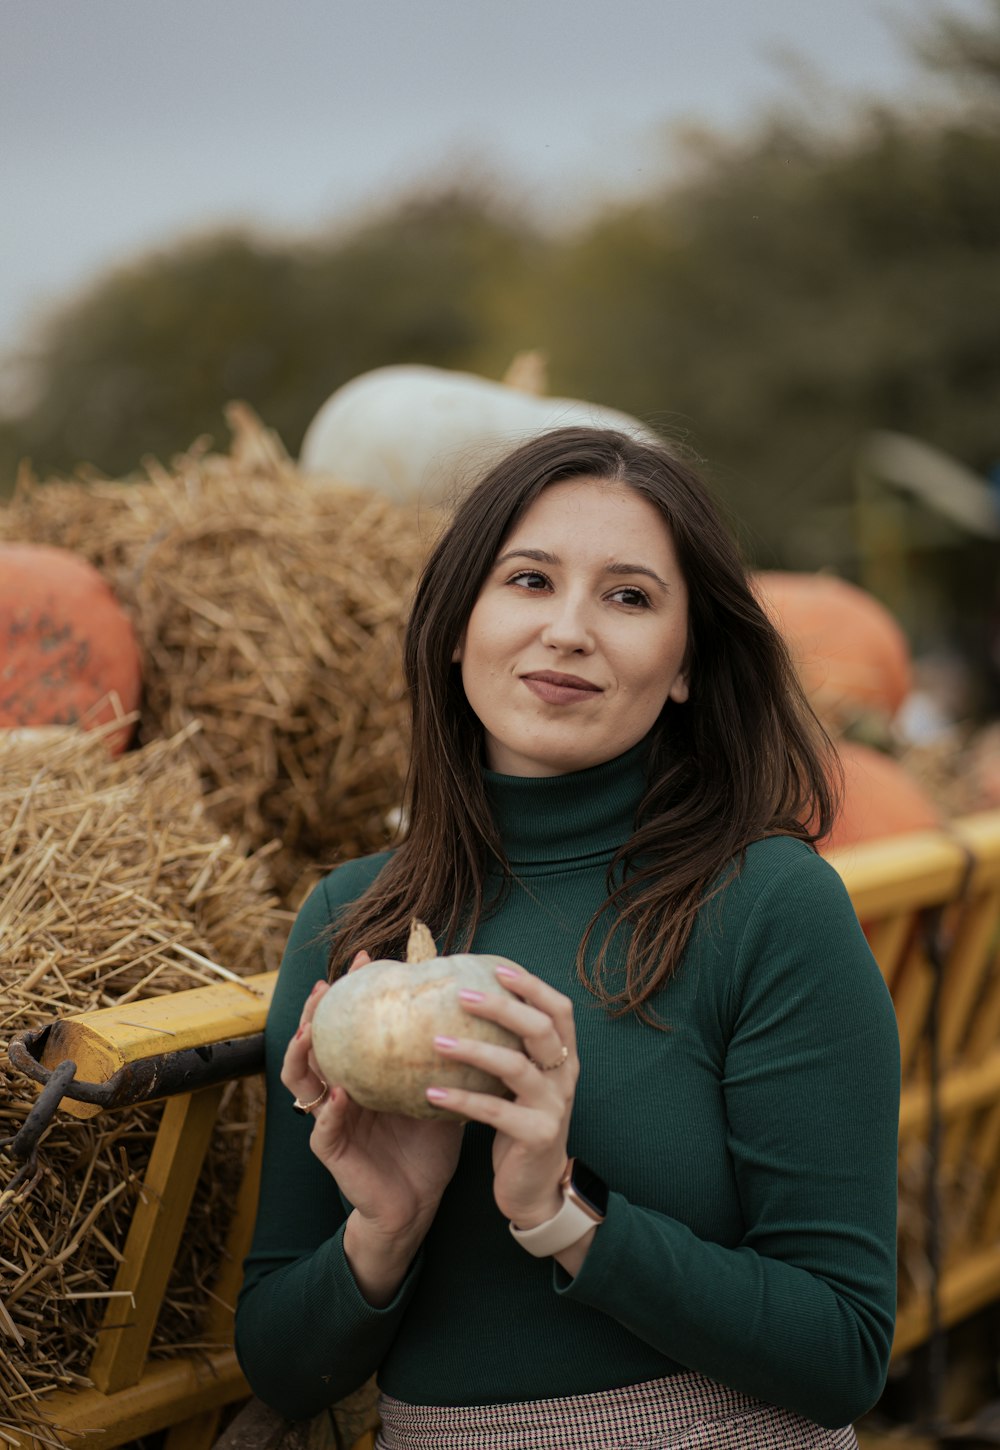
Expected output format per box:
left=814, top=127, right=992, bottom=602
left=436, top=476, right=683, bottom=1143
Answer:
left=539, top=596, right=594, bottom=652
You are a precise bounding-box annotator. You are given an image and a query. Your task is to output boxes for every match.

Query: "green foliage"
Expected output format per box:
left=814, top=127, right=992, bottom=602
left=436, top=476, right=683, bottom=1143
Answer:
left=538, top=109, right=1000, bottom=565
left=1, top=189, right=539, bottom=483
left=917, top=0, right=1000, bottom=92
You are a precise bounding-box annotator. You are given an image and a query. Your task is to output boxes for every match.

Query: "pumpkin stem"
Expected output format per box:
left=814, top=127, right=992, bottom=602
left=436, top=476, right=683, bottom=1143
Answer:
left=406, top=919, right=437, bottom=964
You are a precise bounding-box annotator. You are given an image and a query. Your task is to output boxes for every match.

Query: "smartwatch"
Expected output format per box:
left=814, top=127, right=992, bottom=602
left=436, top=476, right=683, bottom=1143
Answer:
left=508, top=1158, right=608, bottom=1257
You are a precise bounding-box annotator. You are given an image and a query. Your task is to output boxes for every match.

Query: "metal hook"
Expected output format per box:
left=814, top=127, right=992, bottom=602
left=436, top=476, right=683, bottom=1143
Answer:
left=2, top=1059, right=79, bottom=1164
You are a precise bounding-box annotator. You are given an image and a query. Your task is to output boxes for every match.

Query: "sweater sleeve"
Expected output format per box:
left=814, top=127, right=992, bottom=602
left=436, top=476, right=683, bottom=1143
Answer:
left=234, top=867, right=422, bottom=1421
left=556, top=849, right=900, bottom=1428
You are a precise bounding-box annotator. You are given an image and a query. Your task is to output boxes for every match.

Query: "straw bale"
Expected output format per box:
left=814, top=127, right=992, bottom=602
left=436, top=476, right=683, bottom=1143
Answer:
left=0, top=727, right=289, bottom=1448
left=0, top=404, right=433, bottom=900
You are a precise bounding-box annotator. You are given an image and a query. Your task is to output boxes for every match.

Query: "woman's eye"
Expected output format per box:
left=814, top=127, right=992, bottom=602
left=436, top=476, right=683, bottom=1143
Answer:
left=507, top=570, right=550, bottom=591
left=610, top=586, right=651, bottom=608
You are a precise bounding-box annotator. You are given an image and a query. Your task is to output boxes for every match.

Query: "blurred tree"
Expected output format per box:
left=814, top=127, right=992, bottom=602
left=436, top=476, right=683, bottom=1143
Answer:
left=539, top=107, right=1000, bottom=568
left=917, top=0, right=1000, bottom=92
left=0, top=188, right=540, bottom=485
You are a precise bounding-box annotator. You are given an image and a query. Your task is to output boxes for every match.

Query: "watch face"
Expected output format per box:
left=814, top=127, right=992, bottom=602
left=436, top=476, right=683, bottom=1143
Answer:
left=570, top=1158, right=609, bottom=1219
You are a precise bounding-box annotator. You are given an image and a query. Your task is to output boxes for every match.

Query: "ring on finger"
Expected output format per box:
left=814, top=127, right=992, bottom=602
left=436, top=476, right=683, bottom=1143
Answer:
left=530, top=1044, right=569, bottom=1072
left=292, top=1079, right=329, bottom=1115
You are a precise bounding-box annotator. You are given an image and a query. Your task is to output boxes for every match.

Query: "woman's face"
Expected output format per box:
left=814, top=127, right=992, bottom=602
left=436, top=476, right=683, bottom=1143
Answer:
left=455, top=477, right=690, bottom=777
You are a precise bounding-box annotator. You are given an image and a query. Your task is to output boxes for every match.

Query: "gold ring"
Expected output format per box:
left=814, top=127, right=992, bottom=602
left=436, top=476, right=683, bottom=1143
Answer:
left=289, top=1084, right=328, bottom=1113
left=531, top=1044, right=569, bottom=1072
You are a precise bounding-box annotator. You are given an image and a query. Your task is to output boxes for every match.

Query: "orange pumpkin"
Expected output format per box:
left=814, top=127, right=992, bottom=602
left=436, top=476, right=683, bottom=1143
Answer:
left=820, top=740, right=941, bottom=855
left=754, top=571, right=912, bottom=723
left=0, top=543, right=142, bottom=754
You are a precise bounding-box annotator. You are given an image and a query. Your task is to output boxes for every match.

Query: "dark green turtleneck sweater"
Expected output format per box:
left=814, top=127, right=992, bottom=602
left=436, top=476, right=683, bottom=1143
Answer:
left=235, top=747, right=899, bottom=1429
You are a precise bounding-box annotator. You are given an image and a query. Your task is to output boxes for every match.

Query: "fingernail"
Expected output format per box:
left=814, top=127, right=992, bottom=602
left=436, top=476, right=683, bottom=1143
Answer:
left=295, top=1026, right=304, bottom=1039
left=495, top=965, right=520, bottom=980
left=458, top=989, right=485, bottom=1004
left=426, top=1087, right=449, bottom=1102
left=309, top=981, right=324, bottom=997
left=434, top=1035, right=458, bottom=1050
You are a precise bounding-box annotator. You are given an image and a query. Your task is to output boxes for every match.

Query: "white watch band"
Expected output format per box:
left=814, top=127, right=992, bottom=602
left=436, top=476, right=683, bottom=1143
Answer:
left=509, top=1193, right=598, bottom=1257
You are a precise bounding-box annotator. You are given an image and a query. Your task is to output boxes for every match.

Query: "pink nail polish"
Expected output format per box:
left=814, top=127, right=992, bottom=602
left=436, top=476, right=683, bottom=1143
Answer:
left=458, top=988, right=485, bottom=1004
left=495, top=965, right=520, bottom=980
left=434, top=1035, right=458, bottom=1049
left=426, top=1087, right=449, bottom=1102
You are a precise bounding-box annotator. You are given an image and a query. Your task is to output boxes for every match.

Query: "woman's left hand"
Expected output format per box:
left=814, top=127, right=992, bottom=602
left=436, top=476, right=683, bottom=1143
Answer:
left=428, top=963, right=578, bottom=1228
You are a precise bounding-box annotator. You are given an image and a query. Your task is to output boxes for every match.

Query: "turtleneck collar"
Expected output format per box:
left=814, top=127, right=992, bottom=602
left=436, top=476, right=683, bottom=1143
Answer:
left=483, top=740, right=649, bottom=873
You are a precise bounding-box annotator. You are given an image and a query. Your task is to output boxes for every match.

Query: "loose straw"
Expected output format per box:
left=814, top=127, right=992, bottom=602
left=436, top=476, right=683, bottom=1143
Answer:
left=0, top=730, right=285, bottom=1442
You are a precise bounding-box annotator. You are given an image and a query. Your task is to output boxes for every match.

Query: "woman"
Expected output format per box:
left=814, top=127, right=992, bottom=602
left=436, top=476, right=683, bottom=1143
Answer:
left=235, top=428, right=900, bottom=1448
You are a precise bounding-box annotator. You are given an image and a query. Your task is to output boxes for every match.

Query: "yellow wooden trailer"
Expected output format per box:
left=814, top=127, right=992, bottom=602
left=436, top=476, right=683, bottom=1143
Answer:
left=6, top=808, right=1000, bottom=1449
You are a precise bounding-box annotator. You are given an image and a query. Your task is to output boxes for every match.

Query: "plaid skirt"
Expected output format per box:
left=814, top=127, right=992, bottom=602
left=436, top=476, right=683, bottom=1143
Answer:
left=375, top=1370, right=859, bottom=1449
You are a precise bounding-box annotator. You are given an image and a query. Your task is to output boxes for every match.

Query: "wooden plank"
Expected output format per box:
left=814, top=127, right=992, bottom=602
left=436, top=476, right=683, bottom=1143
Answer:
left=863, top=911, right=916, bottom=991
left=155, top=1102, right=266, bottom=1449
left=935, top=895, right=1000, bottom=1192
left=829, top=832, right=971, bottom=919
left=40, top=971, right=277, bottom=1119
left=90, top=1085, right=225, bottom=1394
left=954, top=812, right=1000, bottom=887
left=898, top=1048, right=1000, bottom=1135
left=893, top=1240, right=1000, bottom=1357
left=892, top=946, right=935, bottom=1084
left=29, top=1348, right=247, bottom=1447
left=940, top=892, right=1000, bottom=1064
left=203, top=1109, right=266, bottom=1340
left=955, top=1097, right=1000, bottom=1250
left=957, top=891, right=1000, bottom=1062
left=976, top=1116, right=1000, bottom=1244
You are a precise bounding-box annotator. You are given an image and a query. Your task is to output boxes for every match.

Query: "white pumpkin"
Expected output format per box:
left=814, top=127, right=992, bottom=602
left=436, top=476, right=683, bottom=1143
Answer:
left=310, top=922, right=522, bottom=1119
left=298, top=364, right=659, bottom=508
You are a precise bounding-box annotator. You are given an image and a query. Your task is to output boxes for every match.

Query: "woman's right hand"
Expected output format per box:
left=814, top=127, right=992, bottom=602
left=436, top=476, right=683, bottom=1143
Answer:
left=280, top=952, right=464, bottom=1302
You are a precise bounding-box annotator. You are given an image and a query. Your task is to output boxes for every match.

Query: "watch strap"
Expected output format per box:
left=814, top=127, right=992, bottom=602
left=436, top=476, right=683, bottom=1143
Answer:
left=508, top=1191, right=599, bottom=1257
left=508, top=1158, right=606, bottom=1257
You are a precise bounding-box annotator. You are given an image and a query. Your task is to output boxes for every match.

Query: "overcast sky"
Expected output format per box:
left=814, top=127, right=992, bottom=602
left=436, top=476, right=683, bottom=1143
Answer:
left=0, top=0, right=987, bottom=385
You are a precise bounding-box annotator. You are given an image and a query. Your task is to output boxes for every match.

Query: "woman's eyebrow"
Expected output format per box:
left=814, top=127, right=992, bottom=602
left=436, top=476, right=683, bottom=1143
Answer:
left=494, top=548, right=558, bottom=567
left=605, top=561, right=670, bottom=589
left=494, top=548, right=669, bottom=590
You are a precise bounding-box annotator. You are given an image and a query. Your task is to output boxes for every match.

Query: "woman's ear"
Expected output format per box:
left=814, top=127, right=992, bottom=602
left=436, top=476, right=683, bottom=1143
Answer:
left=668, top=671, right=689, bottom=704
left=452, top=634, right=464, bottom=664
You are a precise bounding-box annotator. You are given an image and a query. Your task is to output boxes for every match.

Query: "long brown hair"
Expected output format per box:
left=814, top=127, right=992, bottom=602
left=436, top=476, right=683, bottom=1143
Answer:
left=327, top=427, right=839, bottom=1022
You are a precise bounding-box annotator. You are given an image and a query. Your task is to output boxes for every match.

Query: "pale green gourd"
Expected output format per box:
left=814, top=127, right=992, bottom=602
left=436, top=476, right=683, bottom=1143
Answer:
left=310, top=920, right=522, bottom=1119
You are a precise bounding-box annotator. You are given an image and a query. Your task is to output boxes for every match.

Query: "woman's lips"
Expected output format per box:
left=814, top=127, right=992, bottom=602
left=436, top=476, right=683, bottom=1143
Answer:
left=521, top=672, right=603, bottom=706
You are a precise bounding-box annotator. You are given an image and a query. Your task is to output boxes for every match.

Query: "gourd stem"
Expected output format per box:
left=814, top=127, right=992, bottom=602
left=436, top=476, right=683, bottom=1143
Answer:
left=405, top=919, right=437, bottom=964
